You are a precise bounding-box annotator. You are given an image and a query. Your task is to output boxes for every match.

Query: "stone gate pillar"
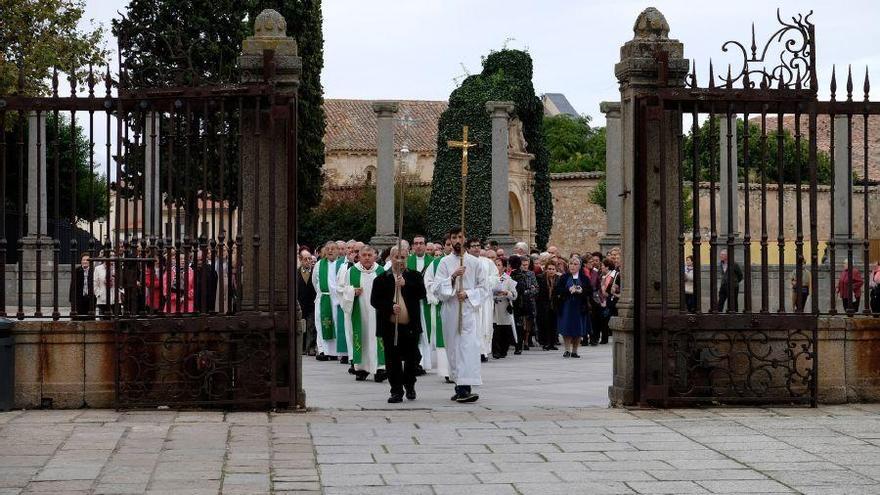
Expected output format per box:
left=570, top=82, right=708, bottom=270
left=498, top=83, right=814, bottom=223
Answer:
left=143, top=112, right=161, bottom=239
left=609, top=7, right=689, bottom=406
left=486, top=101, right=517, bottom=251
left=239, top=10, right=301, bottom=311
left=21, top=111, right=53, bottom=307
left=831, top=116, right=861, bottom=268
left=599, top=101, right=622, bottom=253
left=369, top=101, right=399, bottom=251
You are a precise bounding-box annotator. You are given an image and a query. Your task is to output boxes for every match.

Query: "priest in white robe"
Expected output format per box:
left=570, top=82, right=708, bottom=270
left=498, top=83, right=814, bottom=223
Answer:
left=313, top=241, right=343, bottom=360
left=338, top=245, right=386, bottom=382
left=424, top=243, right=449, bottom=381
left=433, top=228, right=489, bottom=402
left=479, top=249, right=500, bottom=359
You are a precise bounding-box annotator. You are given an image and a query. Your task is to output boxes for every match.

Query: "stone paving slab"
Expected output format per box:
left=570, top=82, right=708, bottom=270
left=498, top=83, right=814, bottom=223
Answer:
left=4, top=346, right=880, bottom=493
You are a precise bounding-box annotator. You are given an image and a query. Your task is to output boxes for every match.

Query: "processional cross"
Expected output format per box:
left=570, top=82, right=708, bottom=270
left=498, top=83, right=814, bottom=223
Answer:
left=447, top=125, right=477, bottom=334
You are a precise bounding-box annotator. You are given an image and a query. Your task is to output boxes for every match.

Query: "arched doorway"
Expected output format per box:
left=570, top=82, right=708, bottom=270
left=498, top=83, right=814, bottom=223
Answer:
left=509, top=191, right=524, bottom=240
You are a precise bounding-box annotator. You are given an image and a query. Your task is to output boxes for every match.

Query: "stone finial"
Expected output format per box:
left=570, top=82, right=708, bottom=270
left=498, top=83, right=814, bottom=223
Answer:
left=486, top=101, right=515, bottom=116
left=599, top=101, right=622, bottom=118
left=242, top=9, right=298, bottom=56
left=372, top=101, right=399, bottom=116
left=633, top=7, right=670, bottom=40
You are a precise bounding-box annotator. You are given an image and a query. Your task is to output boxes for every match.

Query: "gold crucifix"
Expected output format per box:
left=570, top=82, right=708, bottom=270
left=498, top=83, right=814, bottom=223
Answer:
left=446, top=125, right=477, bottom=334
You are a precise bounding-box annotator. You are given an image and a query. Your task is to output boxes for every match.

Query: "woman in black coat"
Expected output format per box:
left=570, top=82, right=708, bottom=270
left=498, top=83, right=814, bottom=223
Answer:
left=535, top=261, right=559, bottom=350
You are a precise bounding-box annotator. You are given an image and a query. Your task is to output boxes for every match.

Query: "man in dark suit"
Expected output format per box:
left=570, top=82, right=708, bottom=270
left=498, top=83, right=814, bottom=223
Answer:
left=297, top=247, right=318, bottom=356
left=69, top=252, right=95, bottom=319
left=371, top=245, right=426, bottom=404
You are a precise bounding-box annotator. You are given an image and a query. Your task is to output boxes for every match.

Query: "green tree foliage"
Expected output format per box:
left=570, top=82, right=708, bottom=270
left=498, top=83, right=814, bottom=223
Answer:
left=298, top=184, right=431, bottom=252
left=588, top=177, right=606, bottom=210
left=428, top=49, right=552, bottom=248
left=0, top=0, right=107, bottom=97
left=113, top=0, right=325, bottom=232
left=683, top=118, right=831, bottom=185
left=544, top=114, right=606, bottom=173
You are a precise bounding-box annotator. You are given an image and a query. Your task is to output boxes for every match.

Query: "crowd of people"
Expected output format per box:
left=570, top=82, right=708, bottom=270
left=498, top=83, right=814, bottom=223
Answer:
left=69, top=245, right=238, bottom=318
left=295, top=231, right=622, bottom=404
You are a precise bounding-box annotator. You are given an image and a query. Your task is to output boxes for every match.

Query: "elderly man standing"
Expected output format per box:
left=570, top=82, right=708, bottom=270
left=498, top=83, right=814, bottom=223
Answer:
left=407, top=235, right=434, bottom=375
left=313, top=241, right=342, bottom=361
left=339, top=245, right=387, bottom=382
left=433, top=228, right=490, bottom=403
left=372, top=245, right=427, bottom=403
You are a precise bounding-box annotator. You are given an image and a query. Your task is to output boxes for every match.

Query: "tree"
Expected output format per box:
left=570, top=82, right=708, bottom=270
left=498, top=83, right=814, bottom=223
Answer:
left=0, top=0, right=107, bottom=97
left=683, top=118, right=832, bottom=185
left=112, top=0, right=326, bottom=233
left=298, top=183, right=431, bottom=253
left=428, top=49, right=552, bottom=248
left=544, top=114, right=606, bottom=173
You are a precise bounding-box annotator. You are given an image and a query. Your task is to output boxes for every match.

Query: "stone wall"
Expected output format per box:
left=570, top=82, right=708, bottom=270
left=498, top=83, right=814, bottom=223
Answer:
left=546, top=172, right=606, bottom=256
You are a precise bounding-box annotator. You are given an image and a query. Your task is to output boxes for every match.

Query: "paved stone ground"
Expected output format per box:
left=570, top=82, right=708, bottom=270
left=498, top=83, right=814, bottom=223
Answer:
left=4, top=344, right=880, bottom=494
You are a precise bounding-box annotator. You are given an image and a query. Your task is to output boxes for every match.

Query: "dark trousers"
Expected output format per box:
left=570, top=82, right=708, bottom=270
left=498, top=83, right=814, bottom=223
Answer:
left=492, top=324, right=512, bottom=357
left=301, top=314, right=317, bottom=354
left=589, top=307, right=606, bottom=344
left=842, top=297, right=862, bottom=313
left=718, top=286, right=739, bottom=312
left=685, top=293, right=697, bottom=313
left=382, top=326, right=422, bottom=396
left=793, top=290, right=809, bottom=312
left=871, top=287, right=880, bottom=314
left=513, top=317, right=525, bottom=352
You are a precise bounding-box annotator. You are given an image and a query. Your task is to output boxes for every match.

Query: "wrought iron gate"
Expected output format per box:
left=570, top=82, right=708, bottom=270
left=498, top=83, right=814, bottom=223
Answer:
left=634, top=11, right=880, bottom=406
left=0, top=42, right=301, bottom=409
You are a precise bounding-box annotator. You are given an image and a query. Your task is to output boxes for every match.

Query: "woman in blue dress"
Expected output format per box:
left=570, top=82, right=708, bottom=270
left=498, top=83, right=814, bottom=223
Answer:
left=553, top=255, right=591, bottom=358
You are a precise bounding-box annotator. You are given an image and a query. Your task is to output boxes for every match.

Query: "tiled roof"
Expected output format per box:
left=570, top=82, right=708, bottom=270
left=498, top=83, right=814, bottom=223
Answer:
left=761, top=114, right=880, bottom=181
left=323, top=99, right=447, bottom=153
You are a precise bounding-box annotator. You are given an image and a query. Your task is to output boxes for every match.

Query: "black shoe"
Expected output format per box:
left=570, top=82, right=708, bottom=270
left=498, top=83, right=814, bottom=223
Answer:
left=405, top=387, right=416, bottom=400
left=348, top=365, right=356, bottom=375
left=481, top=355, right=488, bottom=363
left=450, top=393, right=461, bottom=401
left=328, top=355, right=339, bottom=361
left=549, top=346, right=559, bottom=351
left=571, top=353, right=581, bottom=358
left=316, top=353, right=329, bottom=361
left=514, top=350, right=522, bottom=355
left=492, top=353, right=501, bottom=359
left=580, top=340, right=589, bottom=346
left=599, top=339, right=609, bottom=344
left=355, top=370, right=369, bottom=381
left=387, top=394, right=403, bottom=404
left=456, top=393, right=479, bottom=403
left=374, top=369, right=388, bottom=383
left=340, top=356, right=349, bottom=365
left=563, top=351, right=571, bottom=358
left=445, top=376, right=454, bottom=384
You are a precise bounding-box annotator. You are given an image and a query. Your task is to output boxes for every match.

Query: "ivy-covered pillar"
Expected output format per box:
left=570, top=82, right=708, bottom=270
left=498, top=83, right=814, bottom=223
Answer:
left=370, top=101, right=399, bottom=251
left=609, top=7, right=689, bottom=406
left=486, top=101, right=517, bottom=251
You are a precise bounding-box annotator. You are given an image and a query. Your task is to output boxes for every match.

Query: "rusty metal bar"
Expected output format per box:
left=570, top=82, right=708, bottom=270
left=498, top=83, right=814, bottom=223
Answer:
left=252, top=96, right=261, bottom=311
left=776, top=101, right=786, bottom=313
left=724, top=102, right=735, bottom=313
left=52, top=85, right=61, bottom=319
left=677, top=103, right=685, bottom=313
left=794, top=101, right=804, bottom=313
left=829, top=70, right=838, bottom=314
left=0, top=108, right=6, bottom=316
left=709, top=103, right=718, bottom=313
left=760, top=105, right=769, bottom=313
left=862, top=70, right=871, bottom=314
left=742, top=105, right=752, bottom=313
left=691, top=104, right=702, bottom=314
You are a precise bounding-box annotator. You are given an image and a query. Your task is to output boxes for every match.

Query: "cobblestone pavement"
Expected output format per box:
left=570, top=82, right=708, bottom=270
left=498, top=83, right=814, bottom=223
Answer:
left=3, top=345, right=880, bottom=494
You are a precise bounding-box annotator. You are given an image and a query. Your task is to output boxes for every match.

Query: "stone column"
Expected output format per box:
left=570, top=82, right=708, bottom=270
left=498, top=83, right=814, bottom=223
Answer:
left=369, top=101, right=399, bottom=251
left=609, top=7, right=689, bottom=406
left=486, top=101, right=517, bottom=251
left=599, top=101, right=622, bottom=253
left=21, top=111, right=53, bottom=307
left=718, top=116, right=742, bottom=261
left=832, top=115, right=861, bottom=267
left=239, top=9, right=304, bottom=408
left=143, top=112, right=161, bottom=239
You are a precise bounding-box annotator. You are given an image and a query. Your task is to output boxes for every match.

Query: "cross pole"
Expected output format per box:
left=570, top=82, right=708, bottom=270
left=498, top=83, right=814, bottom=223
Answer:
left=393, top=115, right=416, bottom=346
left=447, top=125, right=477, bottom=335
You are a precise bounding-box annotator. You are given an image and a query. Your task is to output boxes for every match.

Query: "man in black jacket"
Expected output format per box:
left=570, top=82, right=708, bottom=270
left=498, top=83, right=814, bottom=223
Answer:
left=297, top=247, right=318, bottom=355
left=718, top=249, right=744, bottom=312
left=69, top=252, right=95, bottom=319
left=371, top=245, right=426, bottom=404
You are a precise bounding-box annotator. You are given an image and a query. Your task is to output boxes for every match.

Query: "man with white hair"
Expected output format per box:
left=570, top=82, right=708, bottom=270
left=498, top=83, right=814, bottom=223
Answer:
left=372, top=244, right=427, bottom=403
left=338, top=245, right=387, bottom=382
left=513, top=242, right=529, bottom=257
left=384, top=239, right=410, bottom=271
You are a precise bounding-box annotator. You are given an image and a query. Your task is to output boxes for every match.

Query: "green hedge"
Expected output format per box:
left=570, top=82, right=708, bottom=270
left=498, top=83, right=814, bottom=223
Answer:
left=427, top=49, right=552, bottom=249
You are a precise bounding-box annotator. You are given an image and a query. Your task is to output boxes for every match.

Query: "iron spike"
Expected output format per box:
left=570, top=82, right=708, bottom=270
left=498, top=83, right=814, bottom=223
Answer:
left=690, top=60, right=697, bottom=88
left=709, top=60, right=715, bottom=89
left=69, top=65, right=77, bottom=96
left=830, top=65, right=837, bottom=101
left=743, top=62, right=751, bottom=89
left=778, top=72, right=784, bottom=90
left=846, top=65, right=853, bottom=101
left=795, top=67, right=802, bottom=90
left=751, top=23, right=757, bottom=59
left=726, top=65, right=733, bottom=89
left=105, top=65, right=112, bottom=97
left=88, top=63, right=95, bottom=98
left=864, top=67, right=870, bottom=101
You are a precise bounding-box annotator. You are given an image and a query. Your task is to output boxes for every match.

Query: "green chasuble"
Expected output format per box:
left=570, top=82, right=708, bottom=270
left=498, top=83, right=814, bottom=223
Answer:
left=406, top=254, right=434, bottom=343
left=317, top=259, right=335, bottom=340
left=349, top=265, right=385, bottom=365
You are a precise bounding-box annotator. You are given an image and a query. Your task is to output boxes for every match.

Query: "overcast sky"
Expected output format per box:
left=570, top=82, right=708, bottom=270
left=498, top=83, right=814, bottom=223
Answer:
left=76, top=0, right=879, bottom=170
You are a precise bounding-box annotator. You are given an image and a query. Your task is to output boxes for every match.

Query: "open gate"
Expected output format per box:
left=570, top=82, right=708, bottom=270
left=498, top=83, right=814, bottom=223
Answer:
left=633, top=11, right=879, bottom=406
